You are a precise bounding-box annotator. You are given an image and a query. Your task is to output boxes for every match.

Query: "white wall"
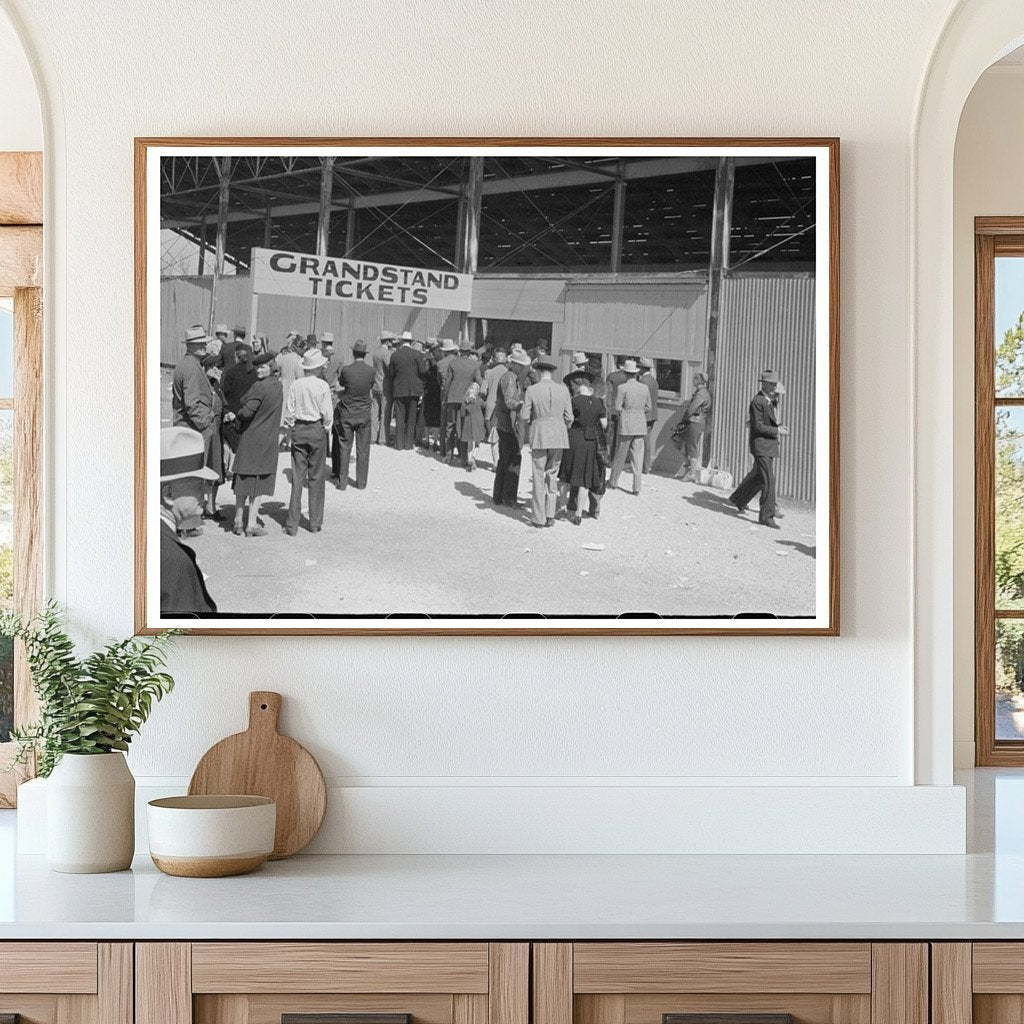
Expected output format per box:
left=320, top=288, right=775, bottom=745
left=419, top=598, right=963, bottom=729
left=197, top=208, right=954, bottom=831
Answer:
left=952, top=66, right=1024, bottom=767
left=0, top=9, right=40, bottom=152
left=0, top=0, right=972, bottom=852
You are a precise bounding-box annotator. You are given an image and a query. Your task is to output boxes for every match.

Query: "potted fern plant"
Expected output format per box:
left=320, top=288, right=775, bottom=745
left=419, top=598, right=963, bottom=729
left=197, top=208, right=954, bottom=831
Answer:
left=2, top=603, right=178, bottom=873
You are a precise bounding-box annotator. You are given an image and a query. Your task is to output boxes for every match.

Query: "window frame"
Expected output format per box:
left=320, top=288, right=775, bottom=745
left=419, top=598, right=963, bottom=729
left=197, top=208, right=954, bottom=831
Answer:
left=0, top=152, right=44, bottom=807
left=975, top=218, right=1024, bottom=765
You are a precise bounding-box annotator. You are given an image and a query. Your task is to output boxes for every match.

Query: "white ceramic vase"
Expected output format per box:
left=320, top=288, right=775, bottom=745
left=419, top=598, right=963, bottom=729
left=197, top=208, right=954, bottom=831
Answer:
left=46, top=752, right=135, bottom=873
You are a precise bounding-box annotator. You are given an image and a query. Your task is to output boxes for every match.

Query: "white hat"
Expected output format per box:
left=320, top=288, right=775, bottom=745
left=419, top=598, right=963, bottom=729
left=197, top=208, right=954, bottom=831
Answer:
left=621, top=359, right=640, bottom=374
left=508, top=350, right=532, bottom=367
left=321, top=332, right=335, bottom=343
left=440, top=338, right=458, bottom=353
left=571, top=352, right=589, bottom=367
left=214, top=323, right=229, bottom=336
left=399, top=330, right=414, bottom=342
left=160, top=427, right=218, bottom=482
left=301, top=349, right=328, bottom=371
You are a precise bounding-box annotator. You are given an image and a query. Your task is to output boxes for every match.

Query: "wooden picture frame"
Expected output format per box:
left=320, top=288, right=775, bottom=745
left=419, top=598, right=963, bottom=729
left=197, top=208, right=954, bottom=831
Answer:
left=136, top=137, right=839, bottom=636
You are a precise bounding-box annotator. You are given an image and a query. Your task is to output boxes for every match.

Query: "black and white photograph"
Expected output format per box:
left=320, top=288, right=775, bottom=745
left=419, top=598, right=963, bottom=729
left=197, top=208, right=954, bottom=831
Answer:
left=137, top=141, right=838, bottom=634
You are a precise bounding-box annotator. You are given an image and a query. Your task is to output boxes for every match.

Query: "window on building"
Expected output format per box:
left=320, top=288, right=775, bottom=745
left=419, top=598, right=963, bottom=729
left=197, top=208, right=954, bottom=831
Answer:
left=654, top=359, right=683, bottom=397
left=976, top=223, right=1024, bottom=764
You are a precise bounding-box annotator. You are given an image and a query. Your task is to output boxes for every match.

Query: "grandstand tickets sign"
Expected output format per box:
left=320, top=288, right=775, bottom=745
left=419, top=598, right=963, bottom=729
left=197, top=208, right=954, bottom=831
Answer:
left=250, top=247, right=473, bottom=311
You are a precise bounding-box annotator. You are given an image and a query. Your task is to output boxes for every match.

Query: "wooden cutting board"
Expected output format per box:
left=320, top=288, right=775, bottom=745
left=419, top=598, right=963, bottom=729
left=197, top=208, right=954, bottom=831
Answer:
left=188, top=691, right=326, bottom=859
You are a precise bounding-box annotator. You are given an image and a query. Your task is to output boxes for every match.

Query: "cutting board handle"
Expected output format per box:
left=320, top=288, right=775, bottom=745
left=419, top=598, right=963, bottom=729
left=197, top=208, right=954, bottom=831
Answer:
left=248, top=691, right=282, bottom=734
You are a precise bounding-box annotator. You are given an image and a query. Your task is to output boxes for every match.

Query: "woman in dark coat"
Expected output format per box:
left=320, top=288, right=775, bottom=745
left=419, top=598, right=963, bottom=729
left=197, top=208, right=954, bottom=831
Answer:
left=220, top=343, right=257, bottom=467
left=226, top=352, right=283, bottom=536
left=421, top=346, right=443, bottom=450
left=558, top=382, right=608, bottom=524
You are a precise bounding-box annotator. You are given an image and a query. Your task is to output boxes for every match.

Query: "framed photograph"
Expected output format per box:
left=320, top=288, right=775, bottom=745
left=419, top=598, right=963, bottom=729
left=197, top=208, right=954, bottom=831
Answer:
left=135, top=137, right=839, bottom=635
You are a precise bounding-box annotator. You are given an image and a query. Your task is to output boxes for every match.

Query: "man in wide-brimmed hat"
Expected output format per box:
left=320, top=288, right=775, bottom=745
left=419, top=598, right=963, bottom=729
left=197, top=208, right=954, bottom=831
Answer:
left=442, top=337, right=483, bottom=464
left=159, top=426, right=218, bottom=616
left=207, top=323, right=230, bottom=359
left=607, top=359, right=652, bottom=495
left=283, top=347, right=333, bottom=535
left=481, top=347, right=509, bottom=469
left=372, top=329, right=396, bottom=445
left=674, top=371, right=712, bottom=482
left=563, top=351, right=593, bottom=395
left=170, top=324, right=217, bottom=535
left=637, top=357, right=659, bottom=473
left=335, top=339, right=376, bottom=490
left=492, top=348, right=533, bottom=508
left=729, top=369, right=789, bottom=529
left=519, top=356, right=573, bottom=527
left=387, top=331, right=427, bottom=451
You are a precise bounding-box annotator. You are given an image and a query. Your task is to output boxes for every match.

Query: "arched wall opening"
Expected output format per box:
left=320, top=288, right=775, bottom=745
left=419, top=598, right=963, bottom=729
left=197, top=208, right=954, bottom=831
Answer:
left=914, top=2, right=1024, bottom=784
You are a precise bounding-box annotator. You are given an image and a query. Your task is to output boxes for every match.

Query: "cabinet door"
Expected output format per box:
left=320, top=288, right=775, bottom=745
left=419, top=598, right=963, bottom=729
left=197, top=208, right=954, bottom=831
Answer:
left=137, top=943, right=528, bottom=1024
left=947, top=942, right=1024, bottom=1024
left=533, top=944, right=927, bottom=1024
left=0, top=943, right=131, bottom=1024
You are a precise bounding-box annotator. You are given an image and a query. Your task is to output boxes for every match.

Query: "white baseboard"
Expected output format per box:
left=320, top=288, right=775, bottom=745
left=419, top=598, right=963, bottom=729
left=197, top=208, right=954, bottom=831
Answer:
left=17, top=777, right=967, bottom=856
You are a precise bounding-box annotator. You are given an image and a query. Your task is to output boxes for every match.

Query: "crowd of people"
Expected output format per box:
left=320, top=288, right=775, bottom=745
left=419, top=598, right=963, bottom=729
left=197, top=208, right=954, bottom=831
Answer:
left=160, top=320, right=788, bottom=614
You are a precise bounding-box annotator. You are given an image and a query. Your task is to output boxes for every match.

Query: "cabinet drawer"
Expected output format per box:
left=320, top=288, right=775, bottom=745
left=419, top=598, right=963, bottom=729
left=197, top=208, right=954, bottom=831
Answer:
left=571, top=944, right=872, bottom=994
left=140, top=943, right=528, bottom=1024
left=0, top=943, right=130, bottom=1024
left=0, top=942, right=99, bottom=993
left=191, top=943, right=491, bottom=994
left=533, top=943, right=926, bottom=1024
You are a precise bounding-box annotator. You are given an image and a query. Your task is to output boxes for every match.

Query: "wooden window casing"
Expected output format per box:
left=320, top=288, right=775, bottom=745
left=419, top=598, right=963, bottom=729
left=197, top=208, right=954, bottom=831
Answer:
left=0, top=151, right=43, bottom=806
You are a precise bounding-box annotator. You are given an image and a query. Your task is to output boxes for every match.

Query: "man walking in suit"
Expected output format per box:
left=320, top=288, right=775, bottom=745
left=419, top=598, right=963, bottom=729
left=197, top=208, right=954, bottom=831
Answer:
left=481, top=347, right=508, bottom=469
left=335, top=340, right=375, bottom=490
left=388, top=330, right=427, bottom=450
left=520, top=357, right=573, bottom=528
left=729, top=369, right=789, bottom=529
left=639, top=357, right=659, bottom=473
left=608, top=359, right=652, bottom=495
left=434, top=338, right=458, bottom=457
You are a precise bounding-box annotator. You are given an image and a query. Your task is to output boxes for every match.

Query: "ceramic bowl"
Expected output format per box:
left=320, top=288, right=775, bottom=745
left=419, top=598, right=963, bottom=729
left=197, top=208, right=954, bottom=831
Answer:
left=147, top=795, right=276, bottom=877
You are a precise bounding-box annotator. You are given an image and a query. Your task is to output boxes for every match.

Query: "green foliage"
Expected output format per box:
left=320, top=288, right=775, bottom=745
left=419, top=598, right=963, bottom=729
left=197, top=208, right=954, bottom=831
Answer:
left=0, top=602, right=180, bottom=777
left=996, top=313, right=1024, bottom=608
left=997, top=621, right=1024, bottom=694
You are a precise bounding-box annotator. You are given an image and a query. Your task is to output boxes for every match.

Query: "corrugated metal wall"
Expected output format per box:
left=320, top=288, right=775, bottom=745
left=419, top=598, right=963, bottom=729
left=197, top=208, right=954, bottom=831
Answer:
left=709, top=274, right=816, bottom=503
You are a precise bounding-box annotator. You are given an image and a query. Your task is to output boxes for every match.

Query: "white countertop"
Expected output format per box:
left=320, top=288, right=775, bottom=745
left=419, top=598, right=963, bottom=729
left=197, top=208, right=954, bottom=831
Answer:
left=0, top=849, right=1022, bottom=940
left=1, top=769, right=1021, bottom=941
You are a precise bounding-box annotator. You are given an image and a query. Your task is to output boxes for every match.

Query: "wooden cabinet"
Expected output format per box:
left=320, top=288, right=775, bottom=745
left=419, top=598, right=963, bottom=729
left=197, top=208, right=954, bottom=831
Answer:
left=0, top=943, right=132, bottom=1024
left=532, top=944, right=928, bottom=1024
left=932, top=943, right=1024, bottom=1024
left=136, top=944, right=528, bottom=1024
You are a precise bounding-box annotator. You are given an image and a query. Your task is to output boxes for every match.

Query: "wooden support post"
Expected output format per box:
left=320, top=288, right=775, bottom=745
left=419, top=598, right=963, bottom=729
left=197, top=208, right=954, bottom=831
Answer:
left=701, top=155, right=734, bottom=466
left=249, top=248, right=260, bottom=348
left=310, top=156, right=335, bottom=335
left=458, top=156, right=484, bottom=344
left=345, top=197, right=356, bottom=256
left=208, top=156, right=232, bottom=335
left=610, top=160, right=626, bottom=274
left=197, top=215, right=206, bottom=276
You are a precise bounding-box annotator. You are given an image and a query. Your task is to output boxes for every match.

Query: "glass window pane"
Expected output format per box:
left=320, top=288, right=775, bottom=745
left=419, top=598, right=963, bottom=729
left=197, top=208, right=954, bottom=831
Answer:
left=997, top=407, right=1024, bottom=609
left=0, top=408, right=11, bottom=742
left=655, top=359, right=682, bottom=394
left=997, top=620, right=1024, bottom=740
left=996, top=256, right=1024, bottom=397
left=0, top=306, right=13, bottom=399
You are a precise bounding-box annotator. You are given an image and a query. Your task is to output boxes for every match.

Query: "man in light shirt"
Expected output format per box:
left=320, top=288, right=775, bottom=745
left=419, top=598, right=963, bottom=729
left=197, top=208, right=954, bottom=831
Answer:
left=283, top=348, right=334, bottom=536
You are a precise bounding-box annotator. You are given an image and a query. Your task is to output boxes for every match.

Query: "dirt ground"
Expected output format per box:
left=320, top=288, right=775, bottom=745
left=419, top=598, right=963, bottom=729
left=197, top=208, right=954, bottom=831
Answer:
left=161, top=370, right=817, bottom=619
